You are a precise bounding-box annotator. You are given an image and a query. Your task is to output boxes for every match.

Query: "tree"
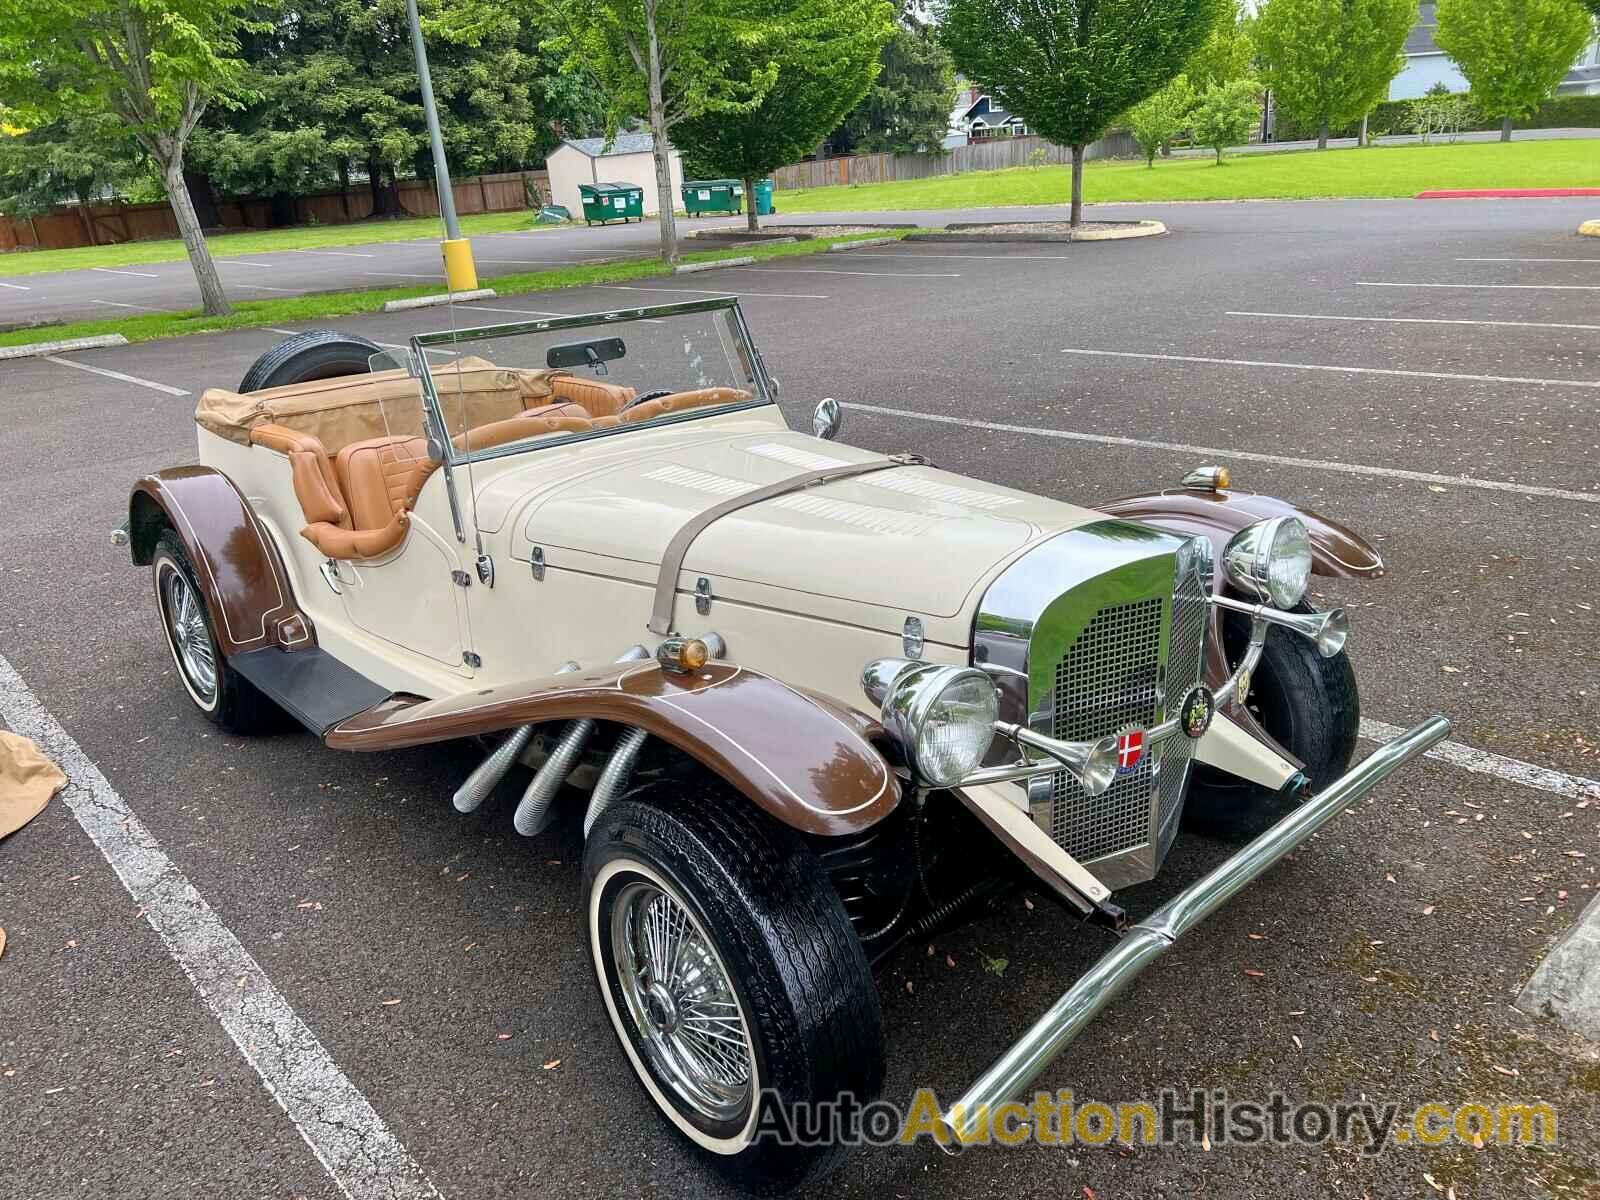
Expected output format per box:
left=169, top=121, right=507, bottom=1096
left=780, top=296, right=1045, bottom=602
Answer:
left=673, top=0, right=893, bottom=230
left=538, top=0, right=781, bottom=264
left=1190, top=78, right=1261, bottom=163
left=0, top=110, right=149, bottom=218
left=940, top=0, right=1229, bottom=225
left=1435, top=0, right=1594, bottom=141
left=0, top=0, right=262, bottom=315
left=1253, top=0, right=1416, bottom=150
left=1187, top=0, right=1258, bottom=90
left=1126, top=76, right=1195, bottom=167
left=835, top=11, right=958, bottom=155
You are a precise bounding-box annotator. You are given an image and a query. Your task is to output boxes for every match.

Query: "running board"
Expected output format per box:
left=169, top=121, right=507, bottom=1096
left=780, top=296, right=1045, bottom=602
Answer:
left=231, top=647, right=391, bottom=737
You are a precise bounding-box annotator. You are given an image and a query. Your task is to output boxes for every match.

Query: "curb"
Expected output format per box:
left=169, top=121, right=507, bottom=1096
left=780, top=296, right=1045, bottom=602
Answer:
left=0, top=333, right=129, bottom=360
left=908, top=219, right=1166, bottom=244
left=1516, top=892, right=1600, bottom=1043
left=1580, top=220, right=1600, bottom=238
left=674, top=257, right=754, bottom=274
left=1416, top=188, right=1600, bottom=199
left=383, top=288, right=495, bottom=312
left=827, top=236, right=901, bottom=251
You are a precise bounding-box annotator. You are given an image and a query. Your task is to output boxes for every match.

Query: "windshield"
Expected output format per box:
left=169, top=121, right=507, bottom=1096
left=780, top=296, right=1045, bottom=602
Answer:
left=409, top=298, right=772, bottom=466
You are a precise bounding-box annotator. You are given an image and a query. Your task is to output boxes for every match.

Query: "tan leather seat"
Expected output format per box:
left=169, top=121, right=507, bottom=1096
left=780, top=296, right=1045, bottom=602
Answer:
left=610, top=386, right=752, bottom=426
left=551, top=374, right=636, bottom=417
left=249, top=424, right=349, bottom=528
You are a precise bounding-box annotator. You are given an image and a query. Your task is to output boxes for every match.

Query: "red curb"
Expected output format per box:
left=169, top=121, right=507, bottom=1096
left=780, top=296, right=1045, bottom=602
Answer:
left=1415, top=188, right=1600, bottom=199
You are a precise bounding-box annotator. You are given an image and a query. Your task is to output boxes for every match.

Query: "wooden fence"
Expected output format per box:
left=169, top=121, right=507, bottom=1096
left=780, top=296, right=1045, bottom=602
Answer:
left=0, top=169, right=550, bottom=253
left=771, top=132, right=1139, bottom=191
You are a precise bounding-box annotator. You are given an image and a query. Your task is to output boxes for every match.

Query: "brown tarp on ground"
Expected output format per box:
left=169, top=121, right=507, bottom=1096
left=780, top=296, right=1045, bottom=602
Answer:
left=0, top=729, right=65, bottom=840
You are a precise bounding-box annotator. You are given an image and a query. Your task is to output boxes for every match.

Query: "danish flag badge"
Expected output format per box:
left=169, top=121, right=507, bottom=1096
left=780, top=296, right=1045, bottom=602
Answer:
left=1116, top=729, right=1145, bottom=774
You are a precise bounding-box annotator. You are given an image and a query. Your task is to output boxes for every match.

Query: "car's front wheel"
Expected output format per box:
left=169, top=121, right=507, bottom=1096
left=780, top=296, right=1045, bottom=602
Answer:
left=584, top=783, right=884, bottom=1194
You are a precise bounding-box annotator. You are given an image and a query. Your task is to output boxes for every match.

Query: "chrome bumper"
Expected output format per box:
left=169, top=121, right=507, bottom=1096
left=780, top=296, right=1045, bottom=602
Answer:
left=938, top=714, right=1451, bottom=1147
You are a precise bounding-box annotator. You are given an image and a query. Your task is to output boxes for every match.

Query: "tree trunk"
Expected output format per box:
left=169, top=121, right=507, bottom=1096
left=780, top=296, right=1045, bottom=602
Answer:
left=1317, top=120, right=1329, bottom=150
left=644, top=10, right=679, bottom=263
left=1358, top=114, right=1369, bottom=148
left=745, top=175, right=758, bottom=232
left=163, top=157, right=231, bottom=317
left=369, top=157, right=401, bottom=218
left=1069, top=144, right=1085, bottom=227
left=1501, top=115, right=1513, bottom=142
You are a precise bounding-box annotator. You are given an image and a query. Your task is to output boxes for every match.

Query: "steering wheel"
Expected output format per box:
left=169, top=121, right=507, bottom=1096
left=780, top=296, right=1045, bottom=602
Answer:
left=619, top=388, right=673, bottom=414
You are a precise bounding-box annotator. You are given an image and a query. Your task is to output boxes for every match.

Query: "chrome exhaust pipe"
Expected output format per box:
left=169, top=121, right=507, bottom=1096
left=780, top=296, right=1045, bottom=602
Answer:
left=512, top=646, right=650, bottom=837
left=453, top=725, right=536, bottom=813
left=583, top=726, right=649, bottom=837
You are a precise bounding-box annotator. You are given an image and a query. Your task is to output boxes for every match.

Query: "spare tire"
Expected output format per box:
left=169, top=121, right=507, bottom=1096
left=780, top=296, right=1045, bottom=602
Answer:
left=238, top=329, right=386, bottom=393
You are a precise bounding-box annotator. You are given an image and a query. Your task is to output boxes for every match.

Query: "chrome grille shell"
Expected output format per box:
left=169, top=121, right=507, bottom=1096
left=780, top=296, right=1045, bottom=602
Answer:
left=973, top=521, right=1210, bottom=890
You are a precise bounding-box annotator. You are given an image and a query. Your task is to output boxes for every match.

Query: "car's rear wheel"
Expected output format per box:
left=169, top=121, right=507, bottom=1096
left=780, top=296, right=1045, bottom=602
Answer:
left=1185, top=602, right=1359, bottom=839
left=152, top=530, right=277, bottom=734
left=584, top=783, right=884, bottom=1194
left=238, top=329, right=385, bottom=392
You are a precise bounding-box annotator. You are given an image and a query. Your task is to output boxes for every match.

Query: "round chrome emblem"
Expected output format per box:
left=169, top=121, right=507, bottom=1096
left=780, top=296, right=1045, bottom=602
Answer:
left=1179, top=685, right=1216, bottom=739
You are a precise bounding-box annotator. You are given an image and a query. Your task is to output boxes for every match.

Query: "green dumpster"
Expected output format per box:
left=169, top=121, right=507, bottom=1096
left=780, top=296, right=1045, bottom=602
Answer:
left=682, top=179, right=743, bottom=216
left=754, top=178, right=775, bottom=216
left=579, top=182, right=644, bottom=225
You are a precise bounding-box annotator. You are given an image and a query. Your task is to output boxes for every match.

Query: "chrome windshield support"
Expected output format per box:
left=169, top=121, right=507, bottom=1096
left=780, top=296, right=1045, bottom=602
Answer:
left=937, top=715, right=1451, bottom=1150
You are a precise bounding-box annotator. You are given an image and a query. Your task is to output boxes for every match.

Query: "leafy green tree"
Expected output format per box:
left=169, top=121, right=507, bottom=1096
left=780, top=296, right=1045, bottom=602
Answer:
left=1435, top=0, right=1595, bottom=141
left=940, top=0, right=1229, bottom=225
left=538, top=0, right=781, bottom=263
left=1126, top=76, right=1195, bottom=167
left=1187, top=0, right=1258, bottom=90
left=1253, top=0, right=1416, bottom=149
left=0, top=110, right=148, bottom=217
left=837, top=12, right=958, bottom=154
left=1190, top=78, right=1261, bottom=162
left=673, top=0, right=893, bottom=230
left=0, top=0, right=264, bottom=314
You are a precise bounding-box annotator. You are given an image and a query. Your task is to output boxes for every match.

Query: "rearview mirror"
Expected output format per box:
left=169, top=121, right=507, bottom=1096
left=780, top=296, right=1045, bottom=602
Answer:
left=547, top=337, right=626, bottom=375
left=812, top=397, right=842, bottom=441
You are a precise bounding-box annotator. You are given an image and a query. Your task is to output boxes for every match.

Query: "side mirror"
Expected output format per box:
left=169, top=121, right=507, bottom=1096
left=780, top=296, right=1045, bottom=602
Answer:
left=812, top=397, right=842, bottom=441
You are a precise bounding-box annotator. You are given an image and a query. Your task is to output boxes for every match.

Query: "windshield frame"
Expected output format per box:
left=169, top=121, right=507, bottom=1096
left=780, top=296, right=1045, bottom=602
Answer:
left=407, top=296, right=777, bottom=469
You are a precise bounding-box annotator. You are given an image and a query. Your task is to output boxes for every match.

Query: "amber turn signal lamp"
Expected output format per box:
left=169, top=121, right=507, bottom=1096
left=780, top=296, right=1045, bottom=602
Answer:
left=657, top=637, right=709, bottom=673
left=1181, top=465, right=1231, bottom=492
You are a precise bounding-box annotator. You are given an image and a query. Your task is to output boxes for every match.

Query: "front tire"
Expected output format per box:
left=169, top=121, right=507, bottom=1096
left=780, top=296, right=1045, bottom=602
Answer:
left=1184, top=603, right=1359, bottom=839
left=152, top=530, right=277, bottom=735
left=584, top=783, right=884, bottom=1194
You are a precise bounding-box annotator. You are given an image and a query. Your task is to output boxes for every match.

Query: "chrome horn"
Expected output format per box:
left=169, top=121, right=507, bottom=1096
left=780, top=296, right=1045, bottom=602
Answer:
left=1209, top=595, right=1349, bottom=659
left=1001, top=723, right=1120, bottom=797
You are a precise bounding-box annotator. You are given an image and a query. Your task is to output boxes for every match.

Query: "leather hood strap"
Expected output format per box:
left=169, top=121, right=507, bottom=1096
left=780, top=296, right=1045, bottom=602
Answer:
left=648, top=454, right=925, bottom=636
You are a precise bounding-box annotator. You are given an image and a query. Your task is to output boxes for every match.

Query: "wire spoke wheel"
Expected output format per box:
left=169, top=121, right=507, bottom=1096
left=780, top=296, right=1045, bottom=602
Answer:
left=611, top=878, right=753, bottom=1125
left=159, top=561, right=217, bottom=703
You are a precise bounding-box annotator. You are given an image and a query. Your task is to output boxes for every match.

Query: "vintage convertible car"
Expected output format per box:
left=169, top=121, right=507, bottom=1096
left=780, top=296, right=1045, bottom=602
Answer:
left=120, top=299, right=1448, bottom=1192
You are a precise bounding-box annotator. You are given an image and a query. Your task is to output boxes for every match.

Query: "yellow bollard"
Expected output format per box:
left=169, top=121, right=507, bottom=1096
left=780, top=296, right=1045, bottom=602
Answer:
left=441, top=238, right=478, bottom=291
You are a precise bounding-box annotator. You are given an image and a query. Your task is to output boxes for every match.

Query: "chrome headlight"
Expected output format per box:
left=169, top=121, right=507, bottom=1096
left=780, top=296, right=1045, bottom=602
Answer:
left=1223, top=516, right=1311, bottom=609
left=861, top=659, right=999, bottom=787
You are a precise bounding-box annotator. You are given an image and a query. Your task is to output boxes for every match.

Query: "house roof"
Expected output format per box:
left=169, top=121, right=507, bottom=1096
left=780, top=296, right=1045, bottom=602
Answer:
left=1404, top=3, right=1440, bottom=55
left=561, top=133, right=660, bottom=159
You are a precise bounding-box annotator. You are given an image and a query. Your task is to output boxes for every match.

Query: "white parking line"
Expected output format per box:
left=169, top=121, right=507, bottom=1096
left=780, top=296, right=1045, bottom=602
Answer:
left=290, top=248, right=376, bottom=258
left=1059, top=348, right=1600, bottom=390
left=1457, top=257, right=1600, bottom=264
left=1359, top=281, right=1600, bottom=292
left=475, top=258, right=582, bottom=266
left=1227, top=311, right=1600, bottom=333
left=91, top=267, right=160, bottom=279
left=1361, top=719, right=1599, bottom=801
left=0, top=280, right=30, bottom=290
left=215, top=259, right=276, bottom=268
left=0, top=653, right=444, bottom=1200
left=234, top=283, right=300, bottom=293
left=822, top=251, right=1072, bottom=261
left=91, top=299, right=178, bottom=313
left=842, top=401, right=1600, bottom=506
left=590, top=284, right=830, bottom=300
left=731, top=266, right=962, bottom=278
left=43, top=356, right=189, bottom=396
left=365, top=272, right=443, bottom=280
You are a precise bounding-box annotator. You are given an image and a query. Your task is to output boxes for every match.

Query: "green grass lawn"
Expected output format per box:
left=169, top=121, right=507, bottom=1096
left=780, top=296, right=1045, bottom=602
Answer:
left=777, top=138, right=1600, bottom=212
left=0, top=210, right=542, bottom=277
left=0, top=231, right=910, bottom=349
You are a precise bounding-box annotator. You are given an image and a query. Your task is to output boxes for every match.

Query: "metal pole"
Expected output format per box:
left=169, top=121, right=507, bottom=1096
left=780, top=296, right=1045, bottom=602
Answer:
left=405, top=0, right=460, bottom=240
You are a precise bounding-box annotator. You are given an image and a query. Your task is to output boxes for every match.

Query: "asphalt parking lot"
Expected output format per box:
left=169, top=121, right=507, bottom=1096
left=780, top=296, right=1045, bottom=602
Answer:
left=1, top=197, right=1597, bottom=1199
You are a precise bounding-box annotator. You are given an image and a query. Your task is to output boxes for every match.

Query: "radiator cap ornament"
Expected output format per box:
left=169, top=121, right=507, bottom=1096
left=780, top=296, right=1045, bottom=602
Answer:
left=1179, top=685, right=1216, bottom=739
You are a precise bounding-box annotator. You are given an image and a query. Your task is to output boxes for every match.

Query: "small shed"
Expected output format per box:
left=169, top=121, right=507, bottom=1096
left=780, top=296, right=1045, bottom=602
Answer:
left=546, top=134, right=685, bottom=220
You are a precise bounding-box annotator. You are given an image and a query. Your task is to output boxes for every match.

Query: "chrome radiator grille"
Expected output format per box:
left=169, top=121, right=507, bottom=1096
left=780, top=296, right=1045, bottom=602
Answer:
left=1045, top=569, right=1210, bottom=870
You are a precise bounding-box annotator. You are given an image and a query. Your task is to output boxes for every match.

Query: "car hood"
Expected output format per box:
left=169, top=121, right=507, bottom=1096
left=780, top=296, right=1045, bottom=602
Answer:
left=493, top=426, right=1106, bottom=644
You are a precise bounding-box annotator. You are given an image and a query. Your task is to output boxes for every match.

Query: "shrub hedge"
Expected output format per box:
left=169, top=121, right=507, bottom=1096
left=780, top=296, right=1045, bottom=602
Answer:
left=1271, top=93, right=1600, bottom=143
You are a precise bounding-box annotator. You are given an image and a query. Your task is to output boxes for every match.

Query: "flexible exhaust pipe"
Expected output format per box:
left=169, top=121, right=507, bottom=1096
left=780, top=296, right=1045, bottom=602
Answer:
left=512, top=646, right=650, bottom=837
left=583, top=727, right=649, bottom=837
left=453, top=724, right=537, bottom=813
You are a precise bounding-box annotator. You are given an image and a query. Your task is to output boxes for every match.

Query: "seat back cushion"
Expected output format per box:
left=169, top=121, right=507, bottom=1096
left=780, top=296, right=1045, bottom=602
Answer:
left=248, top=423, right=349, bottom=528
left=335, top=436, right=436, bottom=531
left=550, top=374, right=636, bottom=417
left=617, top=386, right=752, bottom=425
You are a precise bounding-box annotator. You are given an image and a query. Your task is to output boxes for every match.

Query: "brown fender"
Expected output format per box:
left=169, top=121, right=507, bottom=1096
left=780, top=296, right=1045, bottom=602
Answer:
left=128, top=466, right=314, bottom=657
left=1097, top=488, right=1385, bottom=580
left=327, top=660, right=901, bottom=837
